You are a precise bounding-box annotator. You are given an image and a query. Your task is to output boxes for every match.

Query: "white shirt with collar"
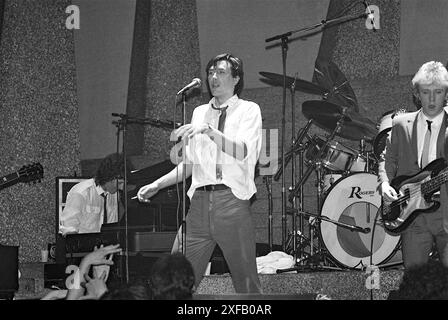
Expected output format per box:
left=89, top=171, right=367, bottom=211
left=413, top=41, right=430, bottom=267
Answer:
left=417, top=110, right=444, bottom=168
left=59, top=178, right=119, bottom=235
left=185, top=95, right=262, bottom=200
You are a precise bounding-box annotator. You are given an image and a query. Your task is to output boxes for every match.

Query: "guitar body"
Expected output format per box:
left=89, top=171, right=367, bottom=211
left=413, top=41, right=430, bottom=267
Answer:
left=382, top=158, right=446, bottom=233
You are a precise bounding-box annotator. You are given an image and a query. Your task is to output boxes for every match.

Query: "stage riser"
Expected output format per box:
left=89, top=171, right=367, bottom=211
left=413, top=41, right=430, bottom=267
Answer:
left=196, top=271, right=403, bottom=300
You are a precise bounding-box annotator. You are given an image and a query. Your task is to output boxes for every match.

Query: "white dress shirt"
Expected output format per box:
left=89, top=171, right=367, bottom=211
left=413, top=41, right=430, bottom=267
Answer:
left=59, top=178, right=119, bottom=235
left=417, top=110, right=444, bottom=168
left=185, top=95, right=262, bottom=200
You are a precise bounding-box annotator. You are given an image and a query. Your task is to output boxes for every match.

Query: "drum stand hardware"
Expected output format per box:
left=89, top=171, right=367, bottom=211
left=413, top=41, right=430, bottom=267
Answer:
left=277, top=208, right=371, bottom=273
left=274, top=119, right=314, bottom=261
left=276, top=114, right=348, bottom=274
left=263, top=175, right=274, bottom=252
left=288, top=108, right=347, bottom=203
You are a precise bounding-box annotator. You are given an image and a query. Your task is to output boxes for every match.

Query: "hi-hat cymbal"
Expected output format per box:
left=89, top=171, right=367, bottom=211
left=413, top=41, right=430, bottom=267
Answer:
left=302, top=100, right=377, bottom=141
left=259, top=71, right=328, bottom=95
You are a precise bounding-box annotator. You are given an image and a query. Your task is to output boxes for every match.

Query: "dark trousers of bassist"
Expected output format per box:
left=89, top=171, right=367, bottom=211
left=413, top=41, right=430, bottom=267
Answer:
left=402, top=195, right=448, bottom=268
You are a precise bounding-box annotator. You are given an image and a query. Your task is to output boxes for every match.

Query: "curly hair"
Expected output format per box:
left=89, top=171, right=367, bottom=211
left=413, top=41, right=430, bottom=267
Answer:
left=149, top=253, right=195, bottom=300
left=388, top=260, right=448, bottom=300
left=94, top=153, right=131, bottom=186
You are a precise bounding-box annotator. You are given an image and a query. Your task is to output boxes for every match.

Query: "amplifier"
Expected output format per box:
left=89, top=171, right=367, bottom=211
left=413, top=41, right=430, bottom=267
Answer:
left=0, top=246, right=18, bottom=297
left=130, top=231, right=177, bottom=252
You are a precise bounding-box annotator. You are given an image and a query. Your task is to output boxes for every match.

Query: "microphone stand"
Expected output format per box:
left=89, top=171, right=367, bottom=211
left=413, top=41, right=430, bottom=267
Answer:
left=180, top=92, right=187, bottom=256
left=288, top=209, right=371, bottom=234
left=112, top=113, right=130, bottom=284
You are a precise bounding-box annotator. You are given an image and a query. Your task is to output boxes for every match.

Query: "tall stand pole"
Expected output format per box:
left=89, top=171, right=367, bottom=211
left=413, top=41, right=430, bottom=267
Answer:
left=181, top=93, right=187, bottom=256
left=290, top=80, right=297, bottom=263
left=265, top=175, right=273, bottom=252
left=121, top=120, right=130, bottom=283
left=112, top=114, right=130, bottom=284
left=298, top=144, right=305, bottom=260
left=280, top=36, right=288, bottom=251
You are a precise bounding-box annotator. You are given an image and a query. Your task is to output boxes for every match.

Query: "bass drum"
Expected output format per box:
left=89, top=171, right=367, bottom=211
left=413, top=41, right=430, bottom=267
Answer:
left=320, top=172, right=401, bottom=269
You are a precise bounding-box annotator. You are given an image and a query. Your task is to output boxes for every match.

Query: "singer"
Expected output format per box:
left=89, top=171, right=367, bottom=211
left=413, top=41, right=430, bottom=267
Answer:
left=378, top=61, right=448, bottom=269
left=137, top=53, right=262, bottom=293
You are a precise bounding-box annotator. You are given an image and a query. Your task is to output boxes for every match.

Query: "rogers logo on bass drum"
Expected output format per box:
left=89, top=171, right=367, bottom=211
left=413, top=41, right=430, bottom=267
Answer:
left=349, top=186, right=376, bottom=199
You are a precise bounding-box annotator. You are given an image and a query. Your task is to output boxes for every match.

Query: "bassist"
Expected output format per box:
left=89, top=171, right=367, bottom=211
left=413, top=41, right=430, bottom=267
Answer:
left=378, top=61, right=448, bottom=269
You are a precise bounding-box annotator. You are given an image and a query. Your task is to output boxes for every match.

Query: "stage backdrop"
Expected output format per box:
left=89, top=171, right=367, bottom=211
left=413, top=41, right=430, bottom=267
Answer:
left=73, top=0, right=136, bottom=160
left=196, top=0, right=330, bottom=90
left=399, top=0, right=448, bottom=75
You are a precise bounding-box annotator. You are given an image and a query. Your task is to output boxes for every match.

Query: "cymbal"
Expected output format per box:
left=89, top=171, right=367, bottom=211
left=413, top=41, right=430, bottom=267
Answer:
left=302, top=100, right=377, bottom=141
left=313, top=59, right=359, bottom=112
left=259, top=71, right=328, bottom=95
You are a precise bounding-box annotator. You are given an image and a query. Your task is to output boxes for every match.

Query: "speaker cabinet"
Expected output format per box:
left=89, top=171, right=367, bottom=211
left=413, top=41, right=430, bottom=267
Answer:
left=0, top=246, right=19, bottom=298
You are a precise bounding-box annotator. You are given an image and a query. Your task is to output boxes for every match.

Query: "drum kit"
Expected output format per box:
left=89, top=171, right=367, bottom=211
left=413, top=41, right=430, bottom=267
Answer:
left=259, top=70, right=404, bottom=272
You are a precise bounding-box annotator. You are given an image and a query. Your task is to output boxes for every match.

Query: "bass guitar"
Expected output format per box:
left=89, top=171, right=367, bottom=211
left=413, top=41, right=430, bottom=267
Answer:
left=0, top=162, right=44, bottom=191
left=381, top=158, right=448, bottom=233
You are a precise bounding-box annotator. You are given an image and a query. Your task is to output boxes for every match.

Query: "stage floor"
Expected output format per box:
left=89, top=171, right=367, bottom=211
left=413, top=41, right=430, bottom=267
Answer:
left=196, top=269, right=403, bottom=300
left=14, top=262, right=403, bottom=300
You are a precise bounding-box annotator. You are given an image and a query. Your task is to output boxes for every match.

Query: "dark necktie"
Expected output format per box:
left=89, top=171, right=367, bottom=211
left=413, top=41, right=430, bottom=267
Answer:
left=101, top=193, right=108, bottom=224
left=212, top=105, right=228, bottom=180
left=421, top=120, right=432, bottom=168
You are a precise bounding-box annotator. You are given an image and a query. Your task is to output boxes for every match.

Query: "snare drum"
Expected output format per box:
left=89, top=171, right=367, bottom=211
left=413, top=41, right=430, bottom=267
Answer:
left=306, top=136, right=357, bottom=172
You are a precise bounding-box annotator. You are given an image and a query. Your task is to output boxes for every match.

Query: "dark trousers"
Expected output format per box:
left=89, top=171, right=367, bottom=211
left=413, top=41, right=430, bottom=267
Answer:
left=171, top=188, right=261, bottom=293
left=401, top=205, right=448, bottom=269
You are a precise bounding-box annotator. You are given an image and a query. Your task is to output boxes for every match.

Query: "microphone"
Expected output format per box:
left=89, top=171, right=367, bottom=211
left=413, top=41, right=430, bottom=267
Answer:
left=176, top=78, right=201, bottom=95
left=364, top=1, right=377, bottom=31
left=294, top=119, right=313, bottom=147
left=358, top=227, right=371, bottom=234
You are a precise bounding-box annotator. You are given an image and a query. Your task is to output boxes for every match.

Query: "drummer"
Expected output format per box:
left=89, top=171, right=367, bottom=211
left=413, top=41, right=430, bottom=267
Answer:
left=378, top=61, right=448, bottom=269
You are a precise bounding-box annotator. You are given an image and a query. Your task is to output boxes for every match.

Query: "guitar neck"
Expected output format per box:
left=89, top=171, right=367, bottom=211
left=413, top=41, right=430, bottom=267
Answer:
left=0, top=172, right=21, bottom=190
left=422, top=167, right=448, bottom=195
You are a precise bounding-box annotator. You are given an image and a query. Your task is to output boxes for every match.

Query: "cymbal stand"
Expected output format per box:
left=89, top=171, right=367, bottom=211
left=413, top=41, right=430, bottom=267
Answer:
left=263, top=175, right=274, bottom=252
left=359, top=138, right=368, bottom=173
left=312, top=161, right=324, bottom=257
left=274, top=120, right=313, bottom=256
left=290, top=75, right=298, bottom=263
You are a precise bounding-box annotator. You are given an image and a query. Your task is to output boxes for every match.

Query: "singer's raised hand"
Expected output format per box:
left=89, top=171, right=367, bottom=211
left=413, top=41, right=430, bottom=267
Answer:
left=175, top=123, right=210, bottom=140
left=137, top=182, right=160, bottom=203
